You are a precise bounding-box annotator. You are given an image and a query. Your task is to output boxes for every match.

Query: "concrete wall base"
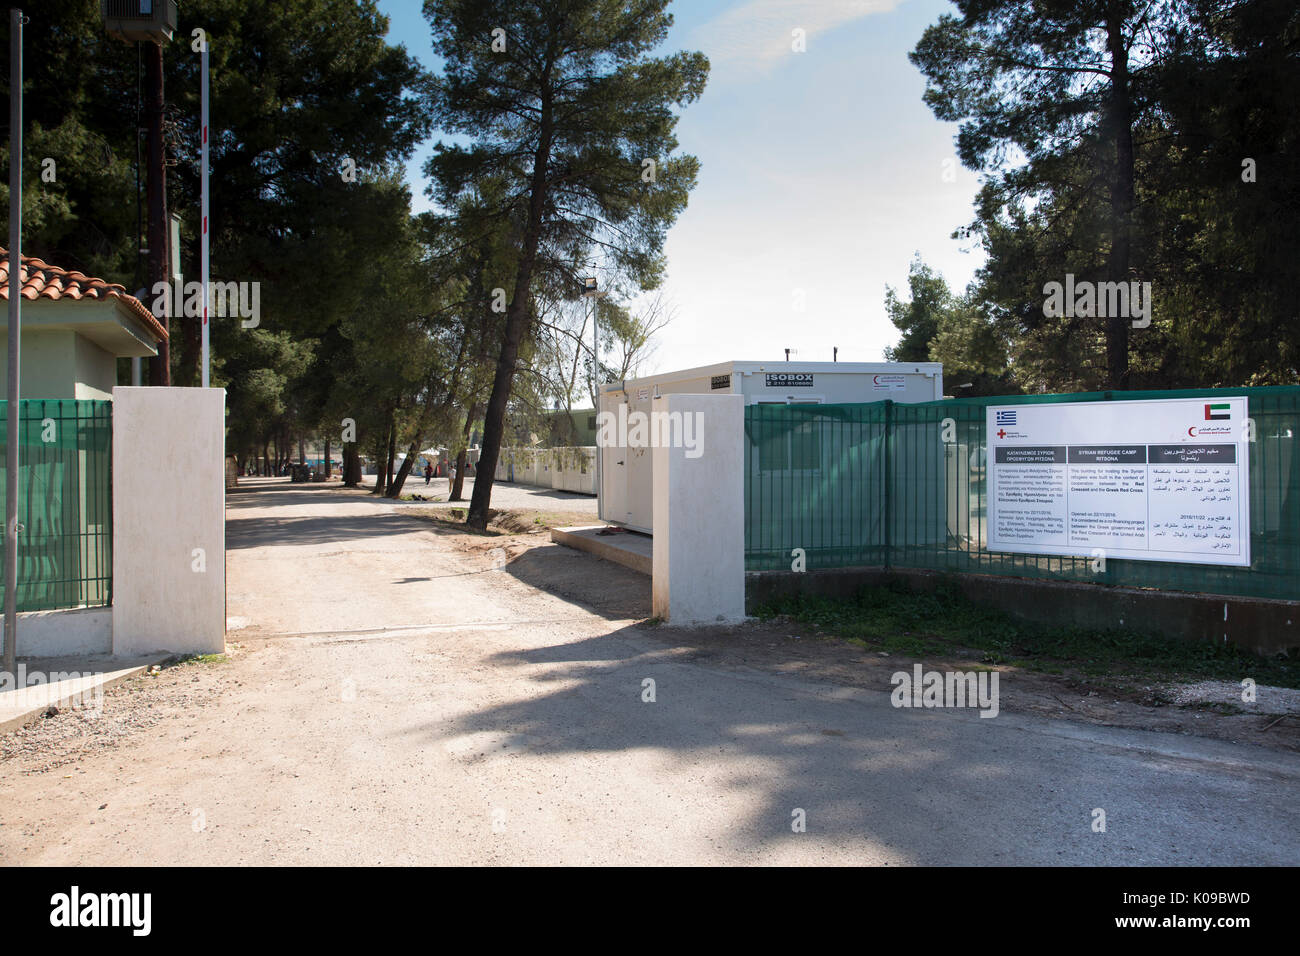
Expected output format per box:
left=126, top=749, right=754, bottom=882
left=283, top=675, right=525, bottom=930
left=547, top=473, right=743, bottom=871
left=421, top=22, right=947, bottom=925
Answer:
left=0, top=607, right=112, bottom=657
left=747, top=566, right=1299, bottom=658
left=551, top=526, right=652, bottom=575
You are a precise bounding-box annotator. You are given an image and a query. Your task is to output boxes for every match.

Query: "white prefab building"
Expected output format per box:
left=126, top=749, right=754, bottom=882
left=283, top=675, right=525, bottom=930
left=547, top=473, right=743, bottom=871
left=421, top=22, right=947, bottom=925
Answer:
left=598, top=360, right=944, bottom=532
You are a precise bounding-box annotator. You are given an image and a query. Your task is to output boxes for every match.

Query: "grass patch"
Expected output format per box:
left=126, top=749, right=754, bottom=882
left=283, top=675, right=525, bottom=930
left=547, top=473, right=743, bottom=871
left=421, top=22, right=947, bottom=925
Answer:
left=167, top=652, right=228, bottom=666
left=493, top=509, right=599, bottom=533
left=755, top=580, right=1298, bottom=688
left=408, top=508, right=501, bottom=536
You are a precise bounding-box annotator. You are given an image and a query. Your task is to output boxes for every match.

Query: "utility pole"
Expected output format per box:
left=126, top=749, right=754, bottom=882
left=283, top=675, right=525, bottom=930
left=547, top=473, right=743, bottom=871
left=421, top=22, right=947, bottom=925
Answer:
left=4, top=9, right=23, bottom=678
left=582, top=276, right=608, bottom=516
left=104, top=0, right=177, bottom=385
left=200, top=40, right=210, bottom=388
left=583, top=279, right=607, bottom=398
left=145, top=39, right=170, bottom=385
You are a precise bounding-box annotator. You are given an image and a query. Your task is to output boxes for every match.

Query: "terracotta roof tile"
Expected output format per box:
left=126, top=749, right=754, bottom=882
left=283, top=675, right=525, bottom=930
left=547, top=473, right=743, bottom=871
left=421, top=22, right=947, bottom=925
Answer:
left=0, top=249, right=168, bottom=344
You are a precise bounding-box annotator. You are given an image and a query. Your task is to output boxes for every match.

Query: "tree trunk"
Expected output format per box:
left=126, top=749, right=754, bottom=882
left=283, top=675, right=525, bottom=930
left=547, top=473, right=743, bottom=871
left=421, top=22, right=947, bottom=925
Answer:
left=324, top=438, right=332, bottom=478
left=261, top=441, right=270, bottom=477
left=384, top=422, right=398, bottom=495
left=451, top=448, right=468, bottom=501
left=342, top=445, right=362, bottom=487
left=386, top=437, right=423, bottom=499
left=468, top=93, right=556, bottom=529
left=145, top=42, right=170, bottom=387
left=372, top=419, right=391, bottom=495
left=450, top=404, right=479, bottom=502
left=1105, top=3, right=1134, bottom=390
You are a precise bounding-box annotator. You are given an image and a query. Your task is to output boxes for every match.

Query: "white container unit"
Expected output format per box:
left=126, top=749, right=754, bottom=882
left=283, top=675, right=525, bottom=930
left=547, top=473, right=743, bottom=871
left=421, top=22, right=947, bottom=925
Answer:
left=550, top=447, right=597, bottom=494
left=598, top=360, right=944, bottom=533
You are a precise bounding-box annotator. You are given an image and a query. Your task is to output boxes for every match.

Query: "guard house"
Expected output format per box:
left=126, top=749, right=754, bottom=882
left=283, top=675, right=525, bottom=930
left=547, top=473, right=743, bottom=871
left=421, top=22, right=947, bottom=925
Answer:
left=0, top=252, right=167, bottom=622
left=0, top=250, right=168, bottom=397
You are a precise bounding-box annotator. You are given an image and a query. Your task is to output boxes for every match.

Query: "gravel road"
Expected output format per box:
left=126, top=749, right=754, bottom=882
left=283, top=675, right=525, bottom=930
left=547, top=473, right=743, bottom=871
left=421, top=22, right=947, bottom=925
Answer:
left=2, top=480, right=1296, bottom=865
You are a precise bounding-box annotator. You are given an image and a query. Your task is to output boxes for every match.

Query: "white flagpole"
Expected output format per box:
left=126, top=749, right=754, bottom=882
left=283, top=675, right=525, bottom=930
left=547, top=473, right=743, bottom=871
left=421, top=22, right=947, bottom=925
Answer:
left=201, top=43, right=210, bottom=388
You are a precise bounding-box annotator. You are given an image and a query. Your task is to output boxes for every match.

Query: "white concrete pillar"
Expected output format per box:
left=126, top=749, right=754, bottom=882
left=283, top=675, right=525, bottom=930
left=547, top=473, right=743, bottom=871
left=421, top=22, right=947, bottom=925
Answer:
left=652, top=393, right=745, bottom=623
left=112, top=387, right=226, bottom=655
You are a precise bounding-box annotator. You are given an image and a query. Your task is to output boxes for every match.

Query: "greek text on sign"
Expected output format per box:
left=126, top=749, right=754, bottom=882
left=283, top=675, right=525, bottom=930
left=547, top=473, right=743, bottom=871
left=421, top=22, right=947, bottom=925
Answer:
left=872, top=374, right=906, bottom=390
left=986, top=398, right=1250, bottom=566
left=765, top=373, right=813, bottom=388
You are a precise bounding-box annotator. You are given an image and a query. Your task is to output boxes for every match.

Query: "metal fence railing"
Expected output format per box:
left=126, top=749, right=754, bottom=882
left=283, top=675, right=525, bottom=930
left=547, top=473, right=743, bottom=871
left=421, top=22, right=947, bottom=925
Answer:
left=0, top=400, right=113, bottom=612
left=745, top=387, right=1300, bottom=602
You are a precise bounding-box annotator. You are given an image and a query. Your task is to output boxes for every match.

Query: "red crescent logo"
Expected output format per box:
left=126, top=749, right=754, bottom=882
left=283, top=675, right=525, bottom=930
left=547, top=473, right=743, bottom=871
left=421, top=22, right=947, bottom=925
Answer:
left=1188, top=426, right=1197, bottom=437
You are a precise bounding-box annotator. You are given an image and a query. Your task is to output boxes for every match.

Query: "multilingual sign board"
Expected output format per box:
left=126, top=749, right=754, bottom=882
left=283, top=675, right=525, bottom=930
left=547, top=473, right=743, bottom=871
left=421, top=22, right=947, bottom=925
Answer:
left=986, top=398, right=1250, bottom=566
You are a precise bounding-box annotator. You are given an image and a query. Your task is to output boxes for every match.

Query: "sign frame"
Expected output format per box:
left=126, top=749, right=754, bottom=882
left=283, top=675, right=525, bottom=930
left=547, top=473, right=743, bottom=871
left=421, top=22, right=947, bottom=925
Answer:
left=985, top=397, right=1251, bottom=567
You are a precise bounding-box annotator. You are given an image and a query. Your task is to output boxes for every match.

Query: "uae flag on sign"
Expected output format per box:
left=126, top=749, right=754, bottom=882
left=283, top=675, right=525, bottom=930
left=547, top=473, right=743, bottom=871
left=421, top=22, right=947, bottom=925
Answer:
left=1204, top=403, right=1231, bottom=420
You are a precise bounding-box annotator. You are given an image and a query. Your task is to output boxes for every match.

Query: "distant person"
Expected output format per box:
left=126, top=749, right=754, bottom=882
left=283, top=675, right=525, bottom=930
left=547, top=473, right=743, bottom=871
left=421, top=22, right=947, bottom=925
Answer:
left=424, top=461, right=433, bottom=486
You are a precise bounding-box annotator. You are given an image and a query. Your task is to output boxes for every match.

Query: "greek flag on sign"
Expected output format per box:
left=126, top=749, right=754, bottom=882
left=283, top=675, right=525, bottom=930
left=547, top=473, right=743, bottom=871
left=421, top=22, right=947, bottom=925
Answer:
left=996, top=410, right=1016, bottom=426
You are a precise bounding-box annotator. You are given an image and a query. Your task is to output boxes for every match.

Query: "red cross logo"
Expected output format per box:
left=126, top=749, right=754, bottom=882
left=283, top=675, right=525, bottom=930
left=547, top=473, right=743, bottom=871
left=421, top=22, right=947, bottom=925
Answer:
left=997, top=429, right=1007, bottom=439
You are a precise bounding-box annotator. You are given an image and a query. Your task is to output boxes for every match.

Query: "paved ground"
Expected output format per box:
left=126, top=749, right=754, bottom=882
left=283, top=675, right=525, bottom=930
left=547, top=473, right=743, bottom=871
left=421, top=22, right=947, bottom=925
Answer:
left=1, top=480, right=1297, bottom=865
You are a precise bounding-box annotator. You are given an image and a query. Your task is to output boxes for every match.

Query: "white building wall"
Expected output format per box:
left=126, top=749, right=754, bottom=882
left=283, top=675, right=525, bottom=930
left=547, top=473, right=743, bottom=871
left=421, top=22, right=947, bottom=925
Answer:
left=73, top=335, right=117, bottom=401
left=0, top=329, right=76, bottom=400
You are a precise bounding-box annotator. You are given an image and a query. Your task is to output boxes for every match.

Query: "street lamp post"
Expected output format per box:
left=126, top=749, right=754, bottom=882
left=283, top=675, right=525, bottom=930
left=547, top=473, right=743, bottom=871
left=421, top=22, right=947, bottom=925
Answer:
left=582, top=277, right=608, bottom=518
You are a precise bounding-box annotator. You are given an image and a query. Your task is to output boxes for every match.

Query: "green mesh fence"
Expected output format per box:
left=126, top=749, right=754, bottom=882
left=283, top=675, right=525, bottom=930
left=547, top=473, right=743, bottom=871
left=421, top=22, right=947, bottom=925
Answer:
left=745, top=387, right=1300, bottom=602
left=0, top=400, right=112, bottom=612
left=745, top=403, right=889, bottom=570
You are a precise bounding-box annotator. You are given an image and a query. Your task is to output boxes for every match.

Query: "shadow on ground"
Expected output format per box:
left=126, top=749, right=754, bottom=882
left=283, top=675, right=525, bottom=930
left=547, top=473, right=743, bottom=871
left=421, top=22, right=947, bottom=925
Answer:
left=226, top=511, right=428, bottom=550
left=392, top=619, right=1299, bottom=865
left=504, top=542, right=651, bottom=622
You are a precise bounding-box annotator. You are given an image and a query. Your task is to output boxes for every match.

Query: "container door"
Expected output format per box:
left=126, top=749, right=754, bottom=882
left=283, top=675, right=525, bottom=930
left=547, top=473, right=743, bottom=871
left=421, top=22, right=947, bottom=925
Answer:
left=600, top=395, right=630, bottom=525
left=624, top=390, right=655, bottom=531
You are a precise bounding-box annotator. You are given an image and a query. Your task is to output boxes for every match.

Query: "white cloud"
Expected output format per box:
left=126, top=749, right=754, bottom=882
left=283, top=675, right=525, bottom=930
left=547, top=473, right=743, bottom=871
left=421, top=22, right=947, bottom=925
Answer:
left=692, top=0, right=908, bottom=81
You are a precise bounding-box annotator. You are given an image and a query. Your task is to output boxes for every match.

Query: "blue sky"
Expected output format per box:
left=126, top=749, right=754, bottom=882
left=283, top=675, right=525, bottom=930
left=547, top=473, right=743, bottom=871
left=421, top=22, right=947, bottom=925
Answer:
left=376, top=0, right=985, bottom=376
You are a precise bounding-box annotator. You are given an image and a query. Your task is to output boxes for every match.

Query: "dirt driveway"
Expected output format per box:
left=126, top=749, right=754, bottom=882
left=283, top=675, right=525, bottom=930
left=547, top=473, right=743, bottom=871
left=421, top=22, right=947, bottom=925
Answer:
left=1, top=480, right=1297, bottom=865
